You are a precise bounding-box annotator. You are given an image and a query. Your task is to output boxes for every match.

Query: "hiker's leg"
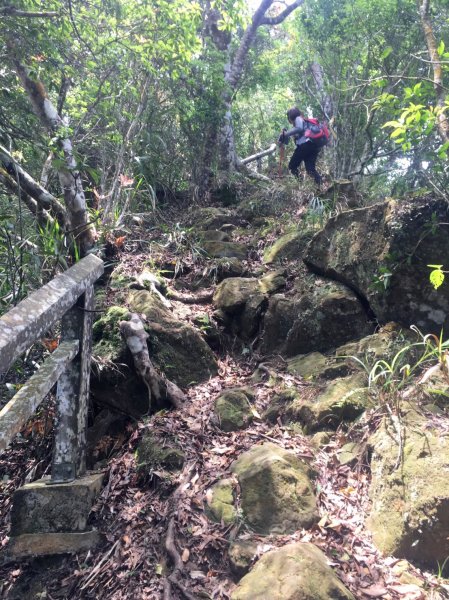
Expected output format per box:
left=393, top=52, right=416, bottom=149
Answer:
left=288, top=146, right=303, bottom=178
left=304, top=147, right=322, bottom=185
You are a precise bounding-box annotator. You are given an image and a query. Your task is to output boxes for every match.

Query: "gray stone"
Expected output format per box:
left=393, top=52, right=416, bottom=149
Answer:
left=6, top=531, right=103, bottom=558
left=231, top=443, right=318, bottom=534
left=10, top=473, right=104, bottom=535
left=231, top=542, right=355, bottom=600
left=305, top=197, right=449, bottom=334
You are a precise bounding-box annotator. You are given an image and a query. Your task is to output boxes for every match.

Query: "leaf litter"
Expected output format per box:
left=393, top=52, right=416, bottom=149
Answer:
left=1, top=217, right=449, bottom=600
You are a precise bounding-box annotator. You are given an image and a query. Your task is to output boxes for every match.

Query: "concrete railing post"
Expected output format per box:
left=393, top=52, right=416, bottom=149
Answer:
left=51, top=284, right=95, bottom=482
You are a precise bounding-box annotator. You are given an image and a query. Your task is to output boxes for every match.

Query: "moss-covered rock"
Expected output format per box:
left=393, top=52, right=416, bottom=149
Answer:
left=287, top=374, right=369, bottom=432
left=136, top=434, right=185, bottom=471
left=206, top=479, right=237, bottom=525
left=264, top=230, right=312, bottom=264
left=311, top=431, right=332, bottom=448
left=92, top=306, right=130, bottom=360
left=202, top=240, right=248, bottom=260
left=261, top=278, right=373, bottom=357
left=213, top=273, right=286, bottom=341
left=367, top=412, right=449, bottom=571
left=337, top=442, right=362, bottom=466
left=215, top=389, right=254, bottom=431
left=128, top=290, right=218, bottom=387
left=228, top=540, right=258, bottom=578
left=263, top=389, right=300, bottom=424
left=231, top=443, right=318, bottom=534
left=198, top=230, right=230, bottom=242
left=231, top=542, right=355, bottom=600
left=305, top=197, right=449, bottom=334
left=187, top=207, right=242, bottom=230
left=91, top=307, right=151, bottom=417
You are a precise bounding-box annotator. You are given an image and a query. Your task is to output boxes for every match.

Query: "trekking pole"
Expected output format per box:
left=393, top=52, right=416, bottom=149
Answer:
left=278, top=142, right=285, bottom=177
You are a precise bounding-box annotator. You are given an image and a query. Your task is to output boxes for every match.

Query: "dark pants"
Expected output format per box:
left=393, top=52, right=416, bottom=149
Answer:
left=288, top=142, right=322, bottom=184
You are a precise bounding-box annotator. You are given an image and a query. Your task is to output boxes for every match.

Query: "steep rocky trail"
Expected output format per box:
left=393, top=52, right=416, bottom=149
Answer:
left=2, top=184, right=449, bottom=599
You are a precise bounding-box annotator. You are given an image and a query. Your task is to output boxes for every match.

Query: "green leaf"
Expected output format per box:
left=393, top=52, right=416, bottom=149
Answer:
left=381, top=46, right=393, bottom=60
left=438, top=40, right=445, bottom=56
left=429, top=268, right=445, bottom=290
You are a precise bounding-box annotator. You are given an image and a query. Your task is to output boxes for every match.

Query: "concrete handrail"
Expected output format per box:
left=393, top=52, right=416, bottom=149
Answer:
left=0, top=254, right=104, bottom=482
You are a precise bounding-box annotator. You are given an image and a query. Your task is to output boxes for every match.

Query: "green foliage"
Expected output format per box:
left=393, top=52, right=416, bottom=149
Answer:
left=428, top=264, right=447, bottom=289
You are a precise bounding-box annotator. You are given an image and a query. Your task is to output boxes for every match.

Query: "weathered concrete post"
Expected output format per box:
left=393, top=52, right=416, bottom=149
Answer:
left=0, top=254, right=107, bottom=558
left=52, top=284, right=95, bottom=482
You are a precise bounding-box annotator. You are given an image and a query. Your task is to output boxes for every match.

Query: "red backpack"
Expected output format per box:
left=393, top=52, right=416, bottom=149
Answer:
left=304, top=117, right=329, bottom=145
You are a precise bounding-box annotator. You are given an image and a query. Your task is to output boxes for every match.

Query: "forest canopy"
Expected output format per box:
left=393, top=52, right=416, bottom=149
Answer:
left=0, top=0, right=448, bottom=307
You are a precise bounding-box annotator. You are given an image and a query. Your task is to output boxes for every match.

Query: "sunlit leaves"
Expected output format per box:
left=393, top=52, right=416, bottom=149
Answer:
left=428, top=265, right=446, bottom=290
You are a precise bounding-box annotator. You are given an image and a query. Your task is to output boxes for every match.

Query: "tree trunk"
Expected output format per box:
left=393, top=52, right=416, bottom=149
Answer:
left=10, top=52, right=96, bottom=257
left=218, top=0, right=304, bottom=171
left=418, top=0, right=449, bottom=144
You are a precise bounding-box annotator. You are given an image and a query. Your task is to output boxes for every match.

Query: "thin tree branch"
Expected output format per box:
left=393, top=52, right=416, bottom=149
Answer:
left=260, top=0, right=304, bottom=25
left=0, top=7, right=59, bottom=18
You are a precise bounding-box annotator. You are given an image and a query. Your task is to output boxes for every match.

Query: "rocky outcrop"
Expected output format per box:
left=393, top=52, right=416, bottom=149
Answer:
left=261, top=278, right=373, bottom=356
left=305, top=197, right=449, bottom=334
left=230, top=443, right=318, bottom=534
left=213, top=272, right=286, bottom=339
left=367, top=411, right=449, bottom=570
left=231, top=542, right=355, bottom=600
left=264, top=230, right=313, bottom=264
left=129, top=290, right=218, bottom=387
left=264, top=374, right=368, bottom=432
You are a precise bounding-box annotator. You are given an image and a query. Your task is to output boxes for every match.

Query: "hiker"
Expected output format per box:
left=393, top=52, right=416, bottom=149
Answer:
left=278, top=107, right=327, bottom=185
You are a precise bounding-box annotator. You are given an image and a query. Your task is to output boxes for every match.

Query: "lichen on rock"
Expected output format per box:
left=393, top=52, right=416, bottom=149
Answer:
left=231, top=443, right=318, bottom=534
left=231, top=542, right=355, bottom=600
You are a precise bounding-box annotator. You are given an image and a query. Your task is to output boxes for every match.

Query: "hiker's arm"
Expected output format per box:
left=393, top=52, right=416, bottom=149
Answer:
left=284, top=127, right=302, bottom=137
left=284, top=116, right=305, bottom=138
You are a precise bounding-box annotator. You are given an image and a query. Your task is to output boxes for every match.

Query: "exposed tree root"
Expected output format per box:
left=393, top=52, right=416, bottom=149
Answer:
left=167, top=289, right=214, bottom=305
left=163, top=463, right=198, bottom=600
left=119, top=313, right=186, bottom=410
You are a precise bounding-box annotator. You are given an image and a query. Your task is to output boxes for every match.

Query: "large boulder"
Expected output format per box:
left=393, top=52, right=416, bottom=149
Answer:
left=231, top=542, right=355, bottom=600
left=367, top=411, right=449, bottom=571
left=304, top=197, right=449, bottom=334
left=213, top=272, right=286, bottom=340
left=230, top=443, right=318, bottom=534
left=261, top=277, right=373, bottom=356
left=264, top=374, right=369, bottom=432
left=264, top=230, right=313, bottom=264
left=129, top=290, right=218, bottom=387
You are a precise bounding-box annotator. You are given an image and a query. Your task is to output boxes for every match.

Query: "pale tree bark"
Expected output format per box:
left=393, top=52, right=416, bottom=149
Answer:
left=310, top=61, right=334, bottom=120
left=8, top=49, right=96, bottom=257
left=219, top=0, right=305, bottom=171
left=0, top=145, right=66, bottom=225
left=418, top=0, right=449, bottom=144
left=0, top=7, right=59, bottom=18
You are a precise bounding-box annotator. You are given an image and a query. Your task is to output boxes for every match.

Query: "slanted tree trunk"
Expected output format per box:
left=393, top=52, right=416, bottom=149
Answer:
left=8, top=50, right=96, bottom=257
left=418, top=0, right=449, bottom=144
left=218, top=0, right=304, bottom=171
